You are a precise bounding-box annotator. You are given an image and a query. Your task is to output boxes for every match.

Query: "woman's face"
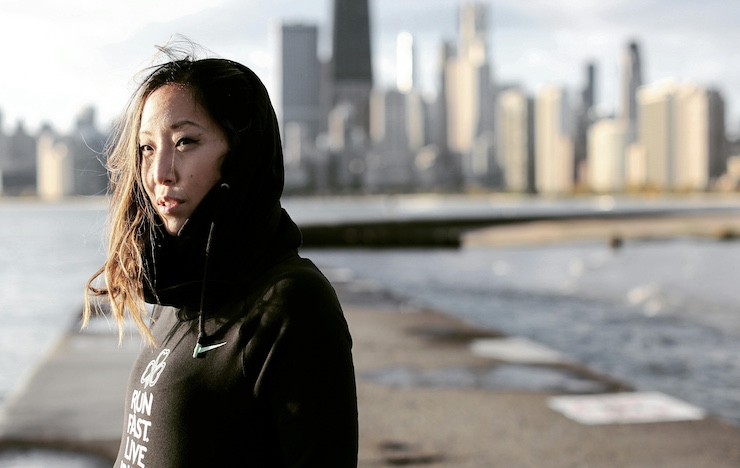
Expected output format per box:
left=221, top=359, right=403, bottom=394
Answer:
left=139, top=84, right=228, bottom=236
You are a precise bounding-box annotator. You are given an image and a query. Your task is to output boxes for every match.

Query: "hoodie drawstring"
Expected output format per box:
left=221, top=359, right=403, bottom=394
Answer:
left=193, top=182, right=231, bottom=358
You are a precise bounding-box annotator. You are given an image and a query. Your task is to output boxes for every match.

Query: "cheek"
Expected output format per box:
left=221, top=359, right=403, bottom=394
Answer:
left=185, top=163, right=218, bottom=198
left=140, top=162, right=156, bottom=197
left=196, top=168, right=221, bottom=194
left=200, top=155, right=224, bottom=186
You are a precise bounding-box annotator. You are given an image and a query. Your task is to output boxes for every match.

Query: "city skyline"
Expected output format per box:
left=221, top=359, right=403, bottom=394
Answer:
left=1, top=0, right=739, bottom=135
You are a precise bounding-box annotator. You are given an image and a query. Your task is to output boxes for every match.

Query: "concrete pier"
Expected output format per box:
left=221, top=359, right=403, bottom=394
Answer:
left=0, top=317, right=139, bottom=461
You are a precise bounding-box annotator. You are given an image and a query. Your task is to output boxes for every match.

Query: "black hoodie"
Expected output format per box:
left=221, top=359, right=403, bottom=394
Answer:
left=114, top=62, right=358, bottom=467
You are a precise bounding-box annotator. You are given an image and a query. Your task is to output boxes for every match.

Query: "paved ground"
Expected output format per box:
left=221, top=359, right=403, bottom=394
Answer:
left=0, top=318, right=139, bottom=461
left=2, top=243, right=740, bottom=466
left=343, top=295, right=740, bottom=467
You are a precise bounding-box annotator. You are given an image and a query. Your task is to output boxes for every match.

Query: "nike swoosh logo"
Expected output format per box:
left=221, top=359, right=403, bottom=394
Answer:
left=192, top=341, right=228, bottom=358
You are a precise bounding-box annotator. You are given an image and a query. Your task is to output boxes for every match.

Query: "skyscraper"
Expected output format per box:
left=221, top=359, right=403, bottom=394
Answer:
left=458, top=1, right=489, bottom=68
left=448, top=1, right=494, bottom=141
left=574, top=62, right=597, bottom=186
left=366, top=88, right=423, bottom=190
left=535, top=85, right=574, bottom=194
left=637, top=81, right=676, bottom=191
left=444, top=1, right=495, bottom=188
left=625, top=80, right=726, bottom=193
left=582, top=62, right=596, bottom=112
left=396, top=31, right=415, bottom=94
left=496, top=87, right=534, bottom=193
left=331, top=0, right=373, bottom=132
left=587, top=119, right=629, bottom=193
left=620, top=40, right=642, bottom=136
left=432, top=42, right=452, bottom=156
left=278, top=23, right=321, bottom=144
left=427, top=41, right=458, bottom=189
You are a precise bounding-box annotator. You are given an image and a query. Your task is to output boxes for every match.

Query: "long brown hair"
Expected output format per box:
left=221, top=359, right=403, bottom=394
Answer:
left=83, top=68, right=157, bottom=344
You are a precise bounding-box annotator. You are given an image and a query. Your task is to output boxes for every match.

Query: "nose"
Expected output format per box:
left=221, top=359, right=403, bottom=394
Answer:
left=150, top=147, right=176, bottom=185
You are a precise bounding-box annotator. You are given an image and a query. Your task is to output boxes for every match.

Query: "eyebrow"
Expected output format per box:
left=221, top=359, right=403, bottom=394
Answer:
left=139, top=119, right=206, bottom=136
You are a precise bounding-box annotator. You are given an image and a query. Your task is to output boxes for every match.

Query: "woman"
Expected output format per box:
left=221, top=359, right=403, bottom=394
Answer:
left=85, top=50, right=358, bottom=467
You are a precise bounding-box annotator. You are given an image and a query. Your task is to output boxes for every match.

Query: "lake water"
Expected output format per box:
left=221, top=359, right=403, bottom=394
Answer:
left=1, top=197, right=740, bottom=464
left=0, top=200, right=107, bottom=403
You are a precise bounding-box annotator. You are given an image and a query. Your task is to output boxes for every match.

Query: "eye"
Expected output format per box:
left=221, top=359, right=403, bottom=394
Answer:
left=176, top=137, right=198, bottom=148
left=139, top=144, right=154, bottom=158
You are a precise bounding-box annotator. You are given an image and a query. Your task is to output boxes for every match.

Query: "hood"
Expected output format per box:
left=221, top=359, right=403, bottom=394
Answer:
left=141, top=61, right=302, bottom=312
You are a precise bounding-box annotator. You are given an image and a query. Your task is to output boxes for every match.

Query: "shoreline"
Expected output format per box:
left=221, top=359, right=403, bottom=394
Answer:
left=462, top=212, right=740, bottom=247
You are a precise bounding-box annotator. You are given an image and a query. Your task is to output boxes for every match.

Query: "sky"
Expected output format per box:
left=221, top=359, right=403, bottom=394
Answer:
left=1, top=0, right=739, bottom=136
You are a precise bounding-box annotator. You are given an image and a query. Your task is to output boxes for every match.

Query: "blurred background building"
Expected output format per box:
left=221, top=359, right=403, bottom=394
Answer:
left=0, top=0, right=735, bottom=198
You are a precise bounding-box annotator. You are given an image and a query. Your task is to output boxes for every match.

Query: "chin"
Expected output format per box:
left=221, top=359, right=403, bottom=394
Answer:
left=164, top=220, right=184, bottom=236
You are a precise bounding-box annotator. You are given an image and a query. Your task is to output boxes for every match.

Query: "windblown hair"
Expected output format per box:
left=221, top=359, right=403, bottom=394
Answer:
left=84, top=45, right=260, bottom=344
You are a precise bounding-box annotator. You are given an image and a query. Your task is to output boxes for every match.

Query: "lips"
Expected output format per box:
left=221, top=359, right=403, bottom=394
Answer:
left=157, top=196, right=184, bottom=214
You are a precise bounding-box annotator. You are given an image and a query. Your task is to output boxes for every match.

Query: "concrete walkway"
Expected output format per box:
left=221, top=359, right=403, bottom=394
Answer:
left=345, top=298, right=740, bottom=467
left=0, top=317, right=139, bottom=461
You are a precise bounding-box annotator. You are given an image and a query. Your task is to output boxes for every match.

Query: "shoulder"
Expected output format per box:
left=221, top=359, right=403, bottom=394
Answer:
left=225, top=256, right=352, bottom=356
left=258, top=256, right=350, bottom=335
left=262, top=256, right=338, bottom=304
